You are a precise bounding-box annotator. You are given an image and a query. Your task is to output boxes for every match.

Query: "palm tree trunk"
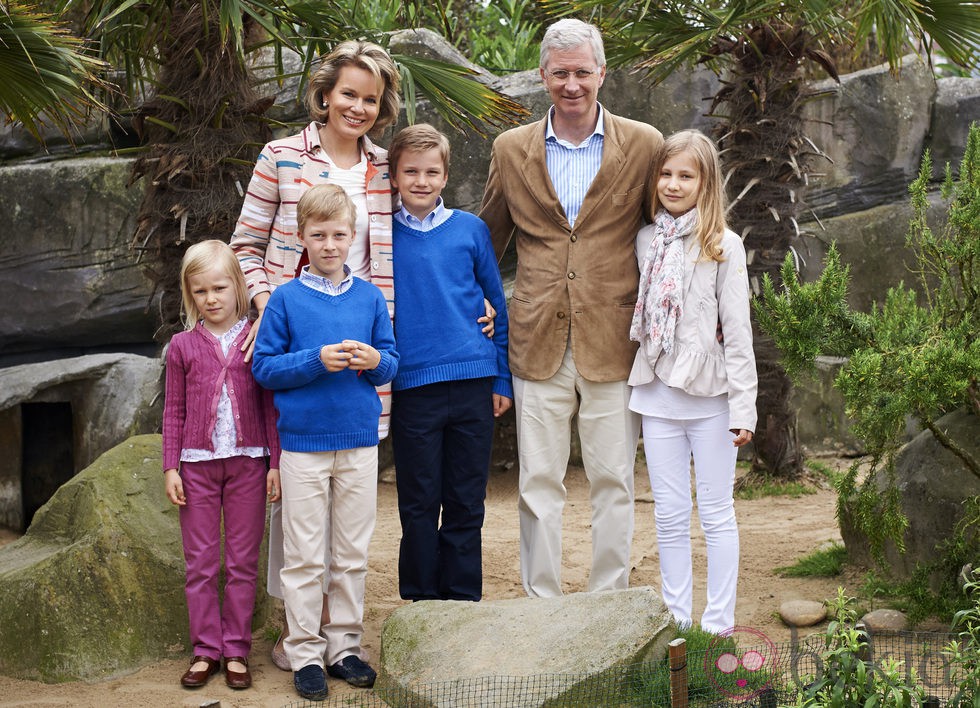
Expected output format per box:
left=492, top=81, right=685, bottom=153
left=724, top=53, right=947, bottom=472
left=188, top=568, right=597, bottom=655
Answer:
left=131, top=0, right=271, bottom=339
left=715, top=23, right=811, bottom=477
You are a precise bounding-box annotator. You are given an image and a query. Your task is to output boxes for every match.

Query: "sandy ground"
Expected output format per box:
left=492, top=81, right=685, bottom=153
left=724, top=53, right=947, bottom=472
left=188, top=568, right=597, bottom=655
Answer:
left=0, top=456, right=855, bottom=707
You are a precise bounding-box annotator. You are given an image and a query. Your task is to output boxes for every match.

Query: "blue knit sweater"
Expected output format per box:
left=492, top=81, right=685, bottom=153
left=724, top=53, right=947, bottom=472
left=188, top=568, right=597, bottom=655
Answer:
left=252, top=277, right=398, bottom=452
left=392, top=210, right=512, bottom=399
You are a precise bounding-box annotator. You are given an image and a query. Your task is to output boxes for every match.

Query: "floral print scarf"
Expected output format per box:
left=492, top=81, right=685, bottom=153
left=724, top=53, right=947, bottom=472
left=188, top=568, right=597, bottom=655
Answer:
left=629, top=208, right=698, bottom=355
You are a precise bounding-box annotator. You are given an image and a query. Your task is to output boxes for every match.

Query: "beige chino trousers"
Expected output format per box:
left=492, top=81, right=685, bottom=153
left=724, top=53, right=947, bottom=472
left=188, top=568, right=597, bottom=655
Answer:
left=513, top=344, right=639, bottom=598
left=279, top=447, right=376, bottom=670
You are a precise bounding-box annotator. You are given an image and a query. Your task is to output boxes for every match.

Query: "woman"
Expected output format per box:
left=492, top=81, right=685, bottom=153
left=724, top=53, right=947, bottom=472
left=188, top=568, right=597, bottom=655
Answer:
left=230, top=39, right=400, bottom=681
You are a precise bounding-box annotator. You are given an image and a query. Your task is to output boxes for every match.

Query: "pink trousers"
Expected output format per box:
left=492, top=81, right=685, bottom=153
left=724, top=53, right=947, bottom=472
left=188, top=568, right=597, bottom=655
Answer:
left=179, top=456, right=267, bottom=659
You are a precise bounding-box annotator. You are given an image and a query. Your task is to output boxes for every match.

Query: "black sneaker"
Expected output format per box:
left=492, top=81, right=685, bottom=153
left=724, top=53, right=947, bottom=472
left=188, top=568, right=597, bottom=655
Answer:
left=327, top=655, right=377, bottom=688
left=294, top=664, right=328, bottom=701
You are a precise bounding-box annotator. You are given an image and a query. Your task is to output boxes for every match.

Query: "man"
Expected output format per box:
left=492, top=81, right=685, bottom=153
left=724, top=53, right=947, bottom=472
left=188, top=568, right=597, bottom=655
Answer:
left=480, top=18, right=663, bottom=598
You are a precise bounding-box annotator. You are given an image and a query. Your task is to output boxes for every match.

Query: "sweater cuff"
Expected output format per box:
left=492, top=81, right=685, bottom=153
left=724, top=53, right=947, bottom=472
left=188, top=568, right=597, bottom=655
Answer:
left=493, top=376, right=513, bottom=400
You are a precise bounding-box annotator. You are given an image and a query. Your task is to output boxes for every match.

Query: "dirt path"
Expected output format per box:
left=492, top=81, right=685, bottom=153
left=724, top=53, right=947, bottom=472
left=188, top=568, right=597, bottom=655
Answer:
left=0, top=458, right=851, bottom=707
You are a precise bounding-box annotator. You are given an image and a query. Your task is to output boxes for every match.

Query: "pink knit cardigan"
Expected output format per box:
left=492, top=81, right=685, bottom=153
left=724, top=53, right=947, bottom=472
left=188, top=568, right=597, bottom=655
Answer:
left=162, top=321, right=281, bottom=471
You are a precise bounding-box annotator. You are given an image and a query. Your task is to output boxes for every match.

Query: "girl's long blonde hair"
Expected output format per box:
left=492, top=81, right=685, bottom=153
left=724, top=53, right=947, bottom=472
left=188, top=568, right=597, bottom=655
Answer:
left=654, top=129, right=728, bottom=262
left=179, top=240, right=250, bottom=330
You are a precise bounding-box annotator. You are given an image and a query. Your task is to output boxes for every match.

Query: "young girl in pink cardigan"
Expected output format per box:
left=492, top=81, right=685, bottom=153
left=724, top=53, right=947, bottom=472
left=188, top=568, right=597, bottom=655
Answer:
left=163, top=240, right=280, bottom=691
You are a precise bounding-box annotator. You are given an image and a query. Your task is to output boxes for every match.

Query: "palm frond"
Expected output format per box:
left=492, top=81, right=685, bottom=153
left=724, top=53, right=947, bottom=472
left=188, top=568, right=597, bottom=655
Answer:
left=392, top=54, right=529, bottom=135
left=71, top=0, right=528, bottom=135
left=0, top=1, right=109, bottom=141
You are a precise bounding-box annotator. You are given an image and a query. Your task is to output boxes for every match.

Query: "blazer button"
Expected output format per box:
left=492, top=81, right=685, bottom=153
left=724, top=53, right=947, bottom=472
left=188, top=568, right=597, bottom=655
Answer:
left=570, top=234, right=578, bottom=242
left=567, top=272, right=576, bottom=279
left=557, top=312, right=565, bottom=319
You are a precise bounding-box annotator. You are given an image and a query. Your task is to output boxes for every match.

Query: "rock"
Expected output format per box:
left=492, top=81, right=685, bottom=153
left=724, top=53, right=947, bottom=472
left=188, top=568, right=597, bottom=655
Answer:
left=0, top=117, right=108, bottom=161
left=790, top=356, right=863, bottom=456
left=0, top=354, right=163, bottom=530
left=389, top=28, right=498, bottom=86
left=0, top=157, right=154, bottom=362
left=805, top=55, right=937, bottom=218
left=861, top=609, right=908, bottom=632
left=799, top=194, right=948, bottom=313
left=779, top=600, right=828, bottom=627
left=840, top=408, right=980, bottom=581
left=378, top=586, right=673, bottom=707
left=0, top=435, right=268, bottom=682
left=928, top=77, right=980, bottom=179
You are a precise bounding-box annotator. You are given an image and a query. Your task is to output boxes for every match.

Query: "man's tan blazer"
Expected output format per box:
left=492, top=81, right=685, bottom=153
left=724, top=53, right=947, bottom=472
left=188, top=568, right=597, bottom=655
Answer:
left=480, top=110, right=663, bottom=382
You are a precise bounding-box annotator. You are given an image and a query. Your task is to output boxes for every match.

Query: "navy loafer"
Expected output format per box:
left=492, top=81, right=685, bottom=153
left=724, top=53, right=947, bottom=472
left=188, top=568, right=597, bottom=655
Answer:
left=327, top=654, right=377, bottom=688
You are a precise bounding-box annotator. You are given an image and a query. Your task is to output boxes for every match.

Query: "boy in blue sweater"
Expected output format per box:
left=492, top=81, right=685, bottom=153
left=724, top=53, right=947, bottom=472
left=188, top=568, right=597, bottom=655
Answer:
left=252, top=183, right=398, bottom=702
left=388, top=123, right=512, bottom=602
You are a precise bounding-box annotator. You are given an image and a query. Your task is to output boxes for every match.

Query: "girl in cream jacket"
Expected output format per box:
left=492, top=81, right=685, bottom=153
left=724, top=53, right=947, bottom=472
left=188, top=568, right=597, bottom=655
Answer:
left=628, top=130, right=757, bottom=633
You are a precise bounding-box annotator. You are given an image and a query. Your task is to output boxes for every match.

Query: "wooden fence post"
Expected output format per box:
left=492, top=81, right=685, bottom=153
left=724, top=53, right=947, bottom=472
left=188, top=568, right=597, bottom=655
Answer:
left=669, top=637, right=689, bottom=708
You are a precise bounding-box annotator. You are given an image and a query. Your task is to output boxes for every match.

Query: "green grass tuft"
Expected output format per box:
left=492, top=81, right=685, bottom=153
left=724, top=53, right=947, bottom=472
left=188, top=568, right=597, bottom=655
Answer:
left=775, top=542, right=847, bottom=577
left=735, top=476, right=816, bottom=500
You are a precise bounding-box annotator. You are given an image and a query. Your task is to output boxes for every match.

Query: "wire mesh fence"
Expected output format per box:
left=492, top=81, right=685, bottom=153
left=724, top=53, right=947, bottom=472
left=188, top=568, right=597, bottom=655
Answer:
left=280, top=628, right=964, bottom=707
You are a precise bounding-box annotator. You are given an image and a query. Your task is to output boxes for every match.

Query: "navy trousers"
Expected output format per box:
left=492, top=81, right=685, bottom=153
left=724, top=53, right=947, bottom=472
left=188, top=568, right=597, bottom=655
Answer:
left=391, top=377, right=495, bottom=601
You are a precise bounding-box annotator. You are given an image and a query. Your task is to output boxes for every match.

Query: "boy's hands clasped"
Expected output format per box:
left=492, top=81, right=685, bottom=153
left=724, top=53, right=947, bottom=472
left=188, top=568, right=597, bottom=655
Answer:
left=320, top=339, right=381, bottom=372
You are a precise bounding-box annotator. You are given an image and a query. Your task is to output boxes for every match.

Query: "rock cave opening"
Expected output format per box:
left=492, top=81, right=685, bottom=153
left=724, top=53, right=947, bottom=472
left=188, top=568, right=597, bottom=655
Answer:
left=20, top=401, right=74, bottom=531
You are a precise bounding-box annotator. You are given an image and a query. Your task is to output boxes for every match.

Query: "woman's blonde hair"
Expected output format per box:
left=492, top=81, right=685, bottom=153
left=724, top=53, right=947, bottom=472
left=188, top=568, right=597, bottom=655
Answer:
left=655, top=129, right=728, bottom=262
left=179, top=240, right=250, bottom=330
left=305, top=40, right=401, bottom=133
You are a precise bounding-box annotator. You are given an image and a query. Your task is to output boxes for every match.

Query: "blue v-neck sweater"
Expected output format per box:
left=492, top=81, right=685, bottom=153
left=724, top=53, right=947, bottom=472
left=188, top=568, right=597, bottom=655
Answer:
left=252, top=277, right=398, bottom=452
left=392, top=210, right=512, bottom=398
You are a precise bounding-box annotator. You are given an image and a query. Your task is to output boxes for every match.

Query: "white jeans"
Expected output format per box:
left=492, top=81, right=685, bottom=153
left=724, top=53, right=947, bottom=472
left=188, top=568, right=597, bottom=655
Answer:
left=513, top=345, right=638, bottom=598
left=641, top=412, right=739, bottom=633
left=279, top=447, right=377, bottom=669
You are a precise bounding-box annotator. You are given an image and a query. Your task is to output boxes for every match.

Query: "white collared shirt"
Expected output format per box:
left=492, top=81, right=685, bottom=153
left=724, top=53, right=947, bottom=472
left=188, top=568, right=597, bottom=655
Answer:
left=299, top=264, right=354, bottom=296
left=393, top=197, right=454, bottom=232
left=545, top=104, right=606, bottom=227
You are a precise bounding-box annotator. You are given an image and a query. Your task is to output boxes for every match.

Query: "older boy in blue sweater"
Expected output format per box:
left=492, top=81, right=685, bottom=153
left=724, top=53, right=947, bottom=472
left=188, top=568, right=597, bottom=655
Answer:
left=252, top=184, right=397, bottom=702
left=389, top=123, right=512, bottom=602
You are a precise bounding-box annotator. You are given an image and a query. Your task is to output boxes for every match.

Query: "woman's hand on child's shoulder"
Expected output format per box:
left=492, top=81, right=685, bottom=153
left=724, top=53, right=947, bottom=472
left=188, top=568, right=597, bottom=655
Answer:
left=164, top=469, right=186, bottom=506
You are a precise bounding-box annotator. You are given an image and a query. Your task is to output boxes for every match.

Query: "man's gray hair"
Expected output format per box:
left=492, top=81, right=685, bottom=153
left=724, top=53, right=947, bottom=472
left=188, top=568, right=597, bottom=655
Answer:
left=539, top=18, right=606, bottom=69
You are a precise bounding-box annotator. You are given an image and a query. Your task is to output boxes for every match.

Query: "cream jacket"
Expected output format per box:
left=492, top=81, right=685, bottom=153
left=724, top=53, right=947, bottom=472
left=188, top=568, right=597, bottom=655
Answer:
left=628, top=225, right=758, bottom=432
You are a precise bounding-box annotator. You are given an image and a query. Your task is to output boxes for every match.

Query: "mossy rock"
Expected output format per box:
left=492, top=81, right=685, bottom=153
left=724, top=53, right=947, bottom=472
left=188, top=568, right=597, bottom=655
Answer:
left=0, top=434, right=269, bottom=682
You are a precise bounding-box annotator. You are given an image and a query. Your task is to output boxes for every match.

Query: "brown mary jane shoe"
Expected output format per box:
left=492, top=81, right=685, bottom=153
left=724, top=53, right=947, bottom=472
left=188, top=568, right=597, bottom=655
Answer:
left=180, top=655, right=220, bottom=688
left=224, top=656, right=252, bottom=689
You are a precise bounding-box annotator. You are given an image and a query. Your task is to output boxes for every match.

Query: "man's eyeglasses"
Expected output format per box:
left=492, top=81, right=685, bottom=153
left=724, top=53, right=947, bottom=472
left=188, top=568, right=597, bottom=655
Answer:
left=548, top=69, right=597, bottom=81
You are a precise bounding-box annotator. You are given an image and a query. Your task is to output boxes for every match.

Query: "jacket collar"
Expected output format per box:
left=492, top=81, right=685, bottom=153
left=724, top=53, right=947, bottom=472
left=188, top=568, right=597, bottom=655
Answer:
left=301, top=121, right=382, bottom=163
left=518, top=107, right=629, bottom=232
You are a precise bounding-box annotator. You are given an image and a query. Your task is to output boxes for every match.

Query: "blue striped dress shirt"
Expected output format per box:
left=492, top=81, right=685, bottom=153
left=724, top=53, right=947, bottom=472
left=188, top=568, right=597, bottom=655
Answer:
left=545, top=104, right=605, bottom=227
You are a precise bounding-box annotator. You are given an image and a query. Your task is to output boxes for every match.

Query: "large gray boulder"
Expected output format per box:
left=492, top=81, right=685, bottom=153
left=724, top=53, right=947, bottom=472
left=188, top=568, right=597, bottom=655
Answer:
left=0, top=353, right=162, bottom=531
left=0, top=434, right=268, bottom=682
left=805, top=56, right=937, bottom=218
left=798, top=193, right=948, bottom=312
left=378, top=586, right=673, bottom=707
left=840, top=408, right=980, bottom=580
left=790, top=356, right=862, bottom=456
left=0, top=157, right=152, bottom=360
left=928, top=77, right=980, bottom=179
